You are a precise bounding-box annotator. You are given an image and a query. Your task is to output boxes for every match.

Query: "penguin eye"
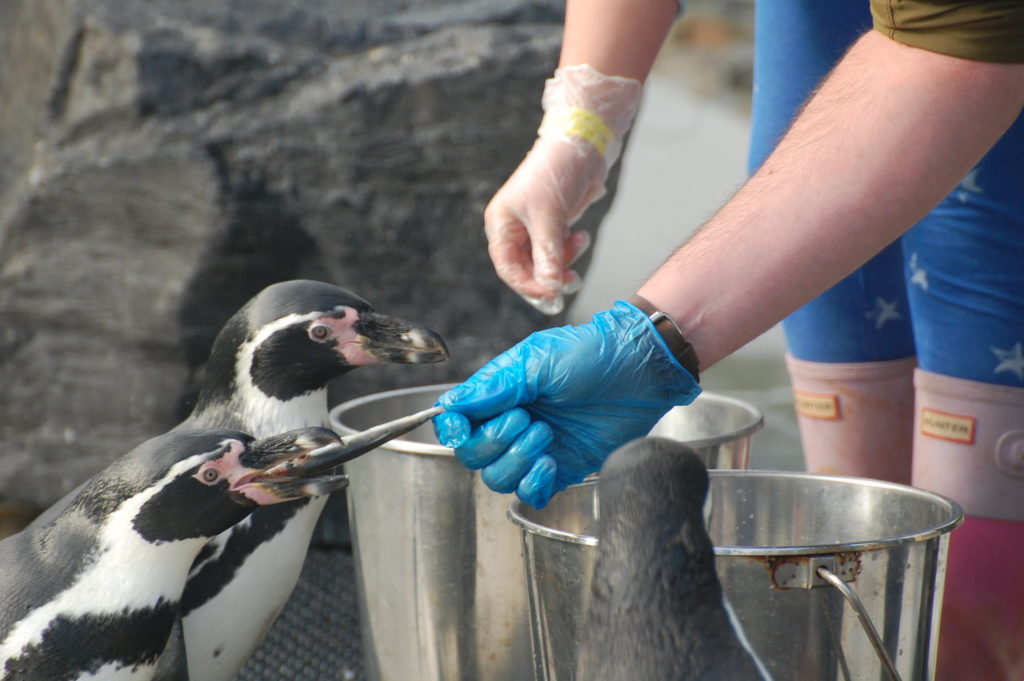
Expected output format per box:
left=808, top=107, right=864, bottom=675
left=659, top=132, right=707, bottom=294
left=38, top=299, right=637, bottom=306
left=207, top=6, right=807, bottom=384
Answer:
left=201, top=468, right=220, bottom=484
left=309, top=324, right=332, bottom=342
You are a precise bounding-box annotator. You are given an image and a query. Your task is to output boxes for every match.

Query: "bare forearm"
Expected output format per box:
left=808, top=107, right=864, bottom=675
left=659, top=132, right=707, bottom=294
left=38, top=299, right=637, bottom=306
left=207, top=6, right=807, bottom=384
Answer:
left=560, top=0, right=678, bottom=80
left=639, top=30, right=1024, bottom=370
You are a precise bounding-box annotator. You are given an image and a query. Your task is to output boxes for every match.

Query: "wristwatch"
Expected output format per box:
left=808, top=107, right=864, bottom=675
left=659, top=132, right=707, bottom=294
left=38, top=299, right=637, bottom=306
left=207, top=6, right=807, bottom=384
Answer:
left=628, top=295, right=701, bottom=382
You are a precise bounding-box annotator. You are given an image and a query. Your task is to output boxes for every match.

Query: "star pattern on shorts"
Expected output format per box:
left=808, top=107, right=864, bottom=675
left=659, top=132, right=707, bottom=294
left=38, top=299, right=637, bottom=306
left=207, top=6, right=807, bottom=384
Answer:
left=955, top=168, right=984, bottom=204
left=866, top=297, right=902, bottom=330
left=993, top=343, right=1024, bottom=382
left=909, top=253, right=928, bottom=291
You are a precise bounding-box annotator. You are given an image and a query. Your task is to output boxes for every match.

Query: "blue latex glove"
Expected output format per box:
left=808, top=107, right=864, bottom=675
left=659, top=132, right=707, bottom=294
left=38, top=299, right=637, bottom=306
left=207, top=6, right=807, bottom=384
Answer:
left=433, top=300, right=701, bottom=508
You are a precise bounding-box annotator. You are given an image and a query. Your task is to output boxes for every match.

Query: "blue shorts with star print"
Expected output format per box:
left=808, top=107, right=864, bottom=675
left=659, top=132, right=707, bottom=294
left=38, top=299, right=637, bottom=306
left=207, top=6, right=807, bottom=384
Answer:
left=750, top=0, right=1024, bottom=387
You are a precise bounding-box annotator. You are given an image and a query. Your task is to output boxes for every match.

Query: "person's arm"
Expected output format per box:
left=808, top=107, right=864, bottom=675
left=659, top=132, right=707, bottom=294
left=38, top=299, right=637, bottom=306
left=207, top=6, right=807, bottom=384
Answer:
left=438, top=30, right=1024, bottom=509
left=559, top=0, right=678, bottom=79
left=639, top=30, right=1024, bottom=369
left=484, top=0, right=678, bottom=312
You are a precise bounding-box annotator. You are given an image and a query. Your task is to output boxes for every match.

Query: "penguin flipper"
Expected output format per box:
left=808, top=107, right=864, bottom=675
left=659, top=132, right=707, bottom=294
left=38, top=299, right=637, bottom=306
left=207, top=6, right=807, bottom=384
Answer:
left=24, top=478, right=90, bottom=531
left=152, top=617, right=191, bottom=681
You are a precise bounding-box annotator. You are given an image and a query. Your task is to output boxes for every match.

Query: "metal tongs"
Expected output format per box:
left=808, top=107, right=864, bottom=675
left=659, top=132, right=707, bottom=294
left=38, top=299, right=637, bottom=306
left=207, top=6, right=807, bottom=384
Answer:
left=279, top=406, right=445, bottom=475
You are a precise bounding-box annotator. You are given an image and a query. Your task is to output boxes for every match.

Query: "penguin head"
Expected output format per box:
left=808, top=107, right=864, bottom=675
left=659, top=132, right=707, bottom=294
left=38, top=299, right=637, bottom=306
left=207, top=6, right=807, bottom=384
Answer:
left=598, top=436, right=711, bottom=535
left=71, top=427, right=349, bottom=544
left=197, top=280, right=449, bottom=406
left=184, top=426, right=351, bottom=508
left=592, top=437, right=717, bottom=594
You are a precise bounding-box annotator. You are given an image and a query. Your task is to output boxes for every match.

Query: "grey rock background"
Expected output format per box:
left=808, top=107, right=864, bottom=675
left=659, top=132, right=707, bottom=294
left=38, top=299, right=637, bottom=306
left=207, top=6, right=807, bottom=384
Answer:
left=0, top=0, right=628, bottom=509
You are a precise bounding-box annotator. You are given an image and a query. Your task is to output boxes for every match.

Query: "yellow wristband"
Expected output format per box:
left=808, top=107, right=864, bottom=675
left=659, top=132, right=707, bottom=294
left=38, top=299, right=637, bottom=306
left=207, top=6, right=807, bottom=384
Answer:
left=538, top=106, right=615, bottom=156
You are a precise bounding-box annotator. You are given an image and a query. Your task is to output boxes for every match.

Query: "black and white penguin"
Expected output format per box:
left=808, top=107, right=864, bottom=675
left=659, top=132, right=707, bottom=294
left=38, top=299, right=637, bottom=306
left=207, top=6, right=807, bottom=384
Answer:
left=577, top=437, right=773, bottom=681
left=0, top=426, right=352, bottom=681
left=26, top=279, right=449, bottom=681
left=174, top=280, right=449, bottom=681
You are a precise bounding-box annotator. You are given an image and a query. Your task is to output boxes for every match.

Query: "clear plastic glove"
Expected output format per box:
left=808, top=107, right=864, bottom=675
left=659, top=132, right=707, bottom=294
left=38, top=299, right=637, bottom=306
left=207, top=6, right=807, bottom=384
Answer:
left=486, top=65, right=642, bottom=315
left=433, top=301, right=701, bottom=508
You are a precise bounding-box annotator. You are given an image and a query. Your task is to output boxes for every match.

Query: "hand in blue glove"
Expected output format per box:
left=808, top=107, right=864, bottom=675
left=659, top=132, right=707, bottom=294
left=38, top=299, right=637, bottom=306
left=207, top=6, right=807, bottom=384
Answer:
left=433, top=300, right=701, bottom=508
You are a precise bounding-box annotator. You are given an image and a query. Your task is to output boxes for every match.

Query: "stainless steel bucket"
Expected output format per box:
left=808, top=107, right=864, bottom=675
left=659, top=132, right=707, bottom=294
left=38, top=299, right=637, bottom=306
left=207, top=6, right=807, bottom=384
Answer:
left=648, top=392, right=763, bottom=469
left=330, top=384, right=764, bottom=681
left=509, top=471, right=964, bottom=681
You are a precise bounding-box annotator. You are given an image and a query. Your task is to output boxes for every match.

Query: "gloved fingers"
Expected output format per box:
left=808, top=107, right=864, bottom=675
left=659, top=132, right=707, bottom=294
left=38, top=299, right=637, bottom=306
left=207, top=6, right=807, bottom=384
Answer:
left=566, top=229, right=591, bottom=267
left=487, top=221, right=574, bottom=304
left=521, top=268, right=581, bottom=313
left=480, top=421, right=554, bottom=493
left=484, top=180, right=558, bottom=301
left=437, top=365, right=529, bottom=421
left=516, top=455, right=558, bottom=509
left=561, top=269, right=582, bottom=295
left=433, top=411, right=471, bottom=448
left=516, top=214, right=590, bottom=315
left=484, top=141, right=597, bottom=303
left=518, top=291, right=565, bottom=316
left=485, top=216, right=543, bottom=298
left=452, top=408, right=531, bottom=470
left=527, top=213, right=570, bottom=296
left=515, top=219, right=590, bottom=314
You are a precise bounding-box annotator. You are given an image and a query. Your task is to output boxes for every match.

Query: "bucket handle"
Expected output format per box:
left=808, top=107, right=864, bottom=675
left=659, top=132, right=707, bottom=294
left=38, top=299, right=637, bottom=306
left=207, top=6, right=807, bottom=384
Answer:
left=817, top=566, right=903, bottom=681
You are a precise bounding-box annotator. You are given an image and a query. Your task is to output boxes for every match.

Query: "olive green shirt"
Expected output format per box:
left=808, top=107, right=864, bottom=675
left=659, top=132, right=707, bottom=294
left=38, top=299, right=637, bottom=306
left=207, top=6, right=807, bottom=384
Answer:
left=871, top=0, right=1024, bottom=63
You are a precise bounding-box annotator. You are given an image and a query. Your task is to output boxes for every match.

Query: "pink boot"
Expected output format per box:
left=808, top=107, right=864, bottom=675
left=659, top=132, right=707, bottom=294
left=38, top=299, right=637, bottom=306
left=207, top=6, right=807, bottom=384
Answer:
left=937, top=516, right=1024, bottom=680
left=912, top=369, right=1024, bottom=681
left=786, top=355, right=916, bottom=483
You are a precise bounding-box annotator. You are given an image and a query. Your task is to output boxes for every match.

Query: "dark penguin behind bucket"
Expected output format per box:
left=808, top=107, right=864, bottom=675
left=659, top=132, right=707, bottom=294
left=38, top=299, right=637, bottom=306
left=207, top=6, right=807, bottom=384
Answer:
left=577, top=436, right=772, bottom=681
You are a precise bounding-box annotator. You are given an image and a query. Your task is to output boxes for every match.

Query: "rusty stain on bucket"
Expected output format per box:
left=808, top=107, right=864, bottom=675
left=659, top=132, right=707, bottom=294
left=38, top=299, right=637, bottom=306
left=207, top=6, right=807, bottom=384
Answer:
left=750, top=551, right=863, bottom=590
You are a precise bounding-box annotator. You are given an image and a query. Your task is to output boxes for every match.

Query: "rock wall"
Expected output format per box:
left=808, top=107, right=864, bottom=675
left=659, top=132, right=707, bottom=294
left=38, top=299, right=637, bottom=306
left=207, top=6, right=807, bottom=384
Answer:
left=0, top=0, right=621, bottom=508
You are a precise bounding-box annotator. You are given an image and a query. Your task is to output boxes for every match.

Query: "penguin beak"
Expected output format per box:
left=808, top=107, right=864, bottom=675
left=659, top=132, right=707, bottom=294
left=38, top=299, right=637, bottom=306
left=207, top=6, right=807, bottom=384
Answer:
left=353, top=311, right=449, bottom=365
left=232, top=427, right=351, bottom=503
left=233, top=408, right=444, bottom=504
left=277, top=406, right=446, bottom=474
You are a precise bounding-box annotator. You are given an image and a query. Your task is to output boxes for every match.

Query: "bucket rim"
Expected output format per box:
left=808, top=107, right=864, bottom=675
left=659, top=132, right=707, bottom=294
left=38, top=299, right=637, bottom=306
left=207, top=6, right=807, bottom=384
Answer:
left=330, top=383, right=765, bottom=455
left=657, top=392, right=765, bottom=447
left=507, top=470, right=965, bottom=556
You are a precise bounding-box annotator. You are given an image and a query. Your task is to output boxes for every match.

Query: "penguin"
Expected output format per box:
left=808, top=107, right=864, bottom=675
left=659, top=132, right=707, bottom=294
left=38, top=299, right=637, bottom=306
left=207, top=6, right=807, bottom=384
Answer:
left=26, top=279, right=449, bottom=681
left=0, top=426, right=353, bottom=681
left=577, top=437, right=774, bottom=681
left=173, top=279, right=449, bottom=681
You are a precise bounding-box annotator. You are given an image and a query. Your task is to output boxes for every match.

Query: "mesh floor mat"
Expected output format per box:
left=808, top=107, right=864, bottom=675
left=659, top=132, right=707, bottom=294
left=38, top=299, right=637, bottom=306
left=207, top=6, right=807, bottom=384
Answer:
left=236, top=547, right=366, bottom=681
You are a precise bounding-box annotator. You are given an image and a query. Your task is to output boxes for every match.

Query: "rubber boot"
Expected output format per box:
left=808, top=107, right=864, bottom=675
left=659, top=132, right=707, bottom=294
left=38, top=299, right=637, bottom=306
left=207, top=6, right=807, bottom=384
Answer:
left=785, top=355, right=916, bottom=483
left=911, top=369, right=1024, bottom=681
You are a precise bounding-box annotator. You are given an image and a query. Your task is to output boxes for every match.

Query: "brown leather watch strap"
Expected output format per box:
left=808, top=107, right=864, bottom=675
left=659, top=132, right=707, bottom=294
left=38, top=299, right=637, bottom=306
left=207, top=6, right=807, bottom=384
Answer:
left=628, top=295, right=701, bottom=382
